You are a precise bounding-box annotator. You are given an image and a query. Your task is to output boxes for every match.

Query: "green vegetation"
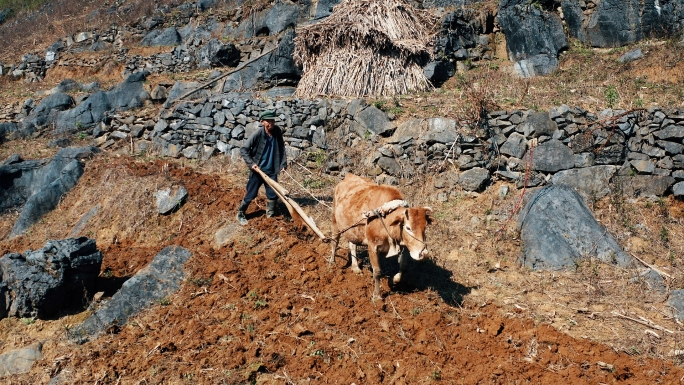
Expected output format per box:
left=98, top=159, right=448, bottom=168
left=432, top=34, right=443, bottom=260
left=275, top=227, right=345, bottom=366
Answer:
left=605, top=85, right=619, bottom=108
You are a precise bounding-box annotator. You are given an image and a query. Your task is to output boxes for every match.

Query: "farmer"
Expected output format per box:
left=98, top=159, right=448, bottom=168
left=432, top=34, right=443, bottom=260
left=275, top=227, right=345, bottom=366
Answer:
left=236, top=110, right=288, bottom=226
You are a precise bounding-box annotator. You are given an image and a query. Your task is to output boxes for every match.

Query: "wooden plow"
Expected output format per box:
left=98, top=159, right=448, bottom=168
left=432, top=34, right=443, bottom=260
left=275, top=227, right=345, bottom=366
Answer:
left=253, top=168, right=329, bottom=241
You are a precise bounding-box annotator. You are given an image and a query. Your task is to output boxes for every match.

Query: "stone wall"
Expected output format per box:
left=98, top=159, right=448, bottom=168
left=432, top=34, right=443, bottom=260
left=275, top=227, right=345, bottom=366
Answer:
left=86, top=94, right=684, bottom=198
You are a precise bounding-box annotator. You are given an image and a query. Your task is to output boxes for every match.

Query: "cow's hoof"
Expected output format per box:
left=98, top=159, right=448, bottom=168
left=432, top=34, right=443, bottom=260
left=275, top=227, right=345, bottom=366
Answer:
left=392, top=273, right=402, bottom=284
left=351, top=267, right=363, bottom=275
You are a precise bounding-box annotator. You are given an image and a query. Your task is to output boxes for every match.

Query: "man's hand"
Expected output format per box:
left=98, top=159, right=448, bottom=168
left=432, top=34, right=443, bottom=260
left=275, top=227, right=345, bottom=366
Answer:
left=251, top=164, right=259, bottom=171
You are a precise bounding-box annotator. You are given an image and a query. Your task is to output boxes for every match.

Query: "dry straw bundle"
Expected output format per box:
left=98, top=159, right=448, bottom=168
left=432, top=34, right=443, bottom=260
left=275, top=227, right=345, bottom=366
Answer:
left=294, top=0, right=439, bottom=98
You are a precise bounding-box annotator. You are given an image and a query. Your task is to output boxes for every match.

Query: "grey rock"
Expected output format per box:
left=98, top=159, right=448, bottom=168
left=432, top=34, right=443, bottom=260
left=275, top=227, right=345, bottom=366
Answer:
left=657, top=140, right=684, bottom=155
left=222, top=30, right=300, bottom=92
left=376, top=156, right=402, bottom=176
left=673, top=181, right=684, bottom=197
left=0, top=238, right=102, bottom=319
left=420, top=118, right=458, bottom=144
left=654, top=125, right=684, bottom=140
left=619, top=49, right=643, bottom=63
left=612, top=175, right=676, bottom=197
left=141, top=27, right=181, bottom=46
left=519, top=111, right=557, bottom=137
left=150, top=85, right=167, bottom=101
left=499, top=0, right=567, bottom=76
left=458, top=167, right=490, bottom=192
left=154, top=186, right=188, bottom=215
left=355, top=106, right=394, bottom=136
left=165, top=81, right=211, bottom=105
left=550, top=165, right=619, bottom=199
left=0, top=122, right=19, bottom=143
left=5, top=147, right=97, bottom=238
left=518, top=185, right=632, bottom=270
left=0, top=343, right=42, bottom=378
left=499, top=132, right=527, bottom=159
left=513, top=54, right=561, bottom=77
left=197, top=39, right=240, bottom=68
left=527, top=139, right=574, bottom=172
left=630, top=159, right=656, bottom=174
left=69, top=246, right=192, bottom=344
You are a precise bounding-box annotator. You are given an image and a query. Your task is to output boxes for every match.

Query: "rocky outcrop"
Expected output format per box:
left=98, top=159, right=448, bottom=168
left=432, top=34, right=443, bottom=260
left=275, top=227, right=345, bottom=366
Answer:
left=222, top=30, right=300, bottom=92
left=1, top=147, right=99, bottom=238
left=69, top=246, right=192, bottom=344
left=498, top=0, right=568, bottom=77
left=0, top=238, right=103, bottom=319
left=518, top=184, right=632, bottom=270
left=55, top=71, right=151, bottom=131
left=562, top=0, right=684, bottom=48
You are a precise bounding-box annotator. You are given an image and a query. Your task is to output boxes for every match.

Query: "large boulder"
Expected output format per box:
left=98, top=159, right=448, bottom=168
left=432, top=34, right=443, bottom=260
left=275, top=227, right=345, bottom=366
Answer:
left=550, top=165, right=619, bottom=199
left=1, top=147, right=98, bottom=238
left=140, top=27, right=182, bottom=46
left=197, top=39, right=240, bottom=68
left=526, top=139, right=575, bottom=172
left=69, top=246, right=192, bottom=344
left=498, top=0, right=568, bottom=76
left=518, top=184, right=632, bottom=270
left=226, top=1, right=300, bottom=38
left=223, top=30, right=301, bottom=92
left=562, top=0, right=684, bottom=47
left=0, top=122, right=18, bottom=143
left=56, top=71, right=150, bottom=131
left=0, top=238, right=103, bottom=319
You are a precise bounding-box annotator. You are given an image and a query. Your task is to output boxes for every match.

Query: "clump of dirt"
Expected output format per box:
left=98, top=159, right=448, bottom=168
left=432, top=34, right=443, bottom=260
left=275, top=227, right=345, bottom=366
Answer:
left=1, top=153, right=684, bottom=383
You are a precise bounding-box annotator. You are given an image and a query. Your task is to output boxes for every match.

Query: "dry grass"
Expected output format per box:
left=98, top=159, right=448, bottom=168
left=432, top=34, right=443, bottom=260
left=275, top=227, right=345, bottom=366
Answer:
left=0, top=0, right=181, bottom=63
left=294, top=0, right=438, bottom=98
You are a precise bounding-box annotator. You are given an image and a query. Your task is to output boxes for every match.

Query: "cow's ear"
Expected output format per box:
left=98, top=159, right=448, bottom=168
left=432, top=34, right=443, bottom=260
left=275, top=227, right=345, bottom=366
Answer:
left=424, top=207, right=434, bottom=224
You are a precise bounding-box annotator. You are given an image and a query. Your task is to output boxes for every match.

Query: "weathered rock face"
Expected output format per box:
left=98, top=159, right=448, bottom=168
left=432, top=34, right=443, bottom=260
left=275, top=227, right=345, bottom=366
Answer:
left=498, top=0, right=568, bottom=77
left=196, top=39, right=240, bottom=68
left=226, top=1, right=300, bottom=39
left=223, top=30, right=300, bottom=92
left=518, top=185, right=632, bottom=270
left=56, top=71, right=151, bottom=131
left=563, top=0, right=684, bottom=47
left=141, top=27, right=182, bottom=46
left=1, top=147, right=98, bottom=238
left=69, top=246, right=192, bottom=344
left=155, top=186, right=188, bottom=215
left=0, top=238, right=103, bottom=319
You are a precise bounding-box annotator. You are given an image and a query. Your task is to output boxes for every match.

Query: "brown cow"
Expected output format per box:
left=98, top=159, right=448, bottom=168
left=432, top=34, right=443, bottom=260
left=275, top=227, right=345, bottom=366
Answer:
left=331, top=173, right=433, bottom=300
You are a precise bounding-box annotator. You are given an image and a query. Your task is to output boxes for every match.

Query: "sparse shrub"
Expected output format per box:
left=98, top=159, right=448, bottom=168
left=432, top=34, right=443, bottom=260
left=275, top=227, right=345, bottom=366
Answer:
left=605, top=85, right=619, bottom=108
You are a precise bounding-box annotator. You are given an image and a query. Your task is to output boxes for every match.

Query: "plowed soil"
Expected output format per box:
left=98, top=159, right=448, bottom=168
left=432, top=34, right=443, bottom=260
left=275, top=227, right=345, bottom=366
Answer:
left=2, top=154, right=684, bottom=384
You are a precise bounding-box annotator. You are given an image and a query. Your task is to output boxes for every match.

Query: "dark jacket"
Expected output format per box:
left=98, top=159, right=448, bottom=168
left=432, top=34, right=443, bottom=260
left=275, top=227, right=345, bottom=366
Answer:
left=240, top=124, right=287, bottom=172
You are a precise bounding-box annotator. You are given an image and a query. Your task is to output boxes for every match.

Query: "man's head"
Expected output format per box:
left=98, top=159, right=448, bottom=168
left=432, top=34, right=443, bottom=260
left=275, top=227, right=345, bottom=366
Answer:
left=259, top=110, right=276, bottom=133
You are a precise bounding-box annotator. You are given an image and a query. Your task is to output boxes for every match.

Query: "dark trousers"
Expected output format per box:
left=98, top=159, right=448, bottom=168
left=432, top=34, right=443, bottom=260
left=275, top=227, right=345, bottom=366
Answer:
left=243, top=170, right=278, bottom=205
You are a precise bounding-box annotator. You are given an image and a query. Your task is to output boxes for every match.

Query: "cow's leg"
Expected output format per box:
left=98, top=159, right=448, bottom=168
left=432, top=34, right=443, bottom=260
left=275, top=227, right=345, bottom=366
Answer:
left=329, top=233, right=339, bottom=265
left=349, top=242, right=362, bottom=274
left=368, top=246, right=382, bottom=300
left=393, top=252, right=407, bottom=284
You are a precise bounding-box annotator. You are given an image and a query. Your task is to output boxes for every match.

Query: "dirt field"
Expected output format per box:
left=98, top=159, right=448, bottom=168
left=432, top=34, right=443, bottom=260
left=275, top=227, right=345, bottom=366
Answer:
left=1, top=152, right=683, bottom=384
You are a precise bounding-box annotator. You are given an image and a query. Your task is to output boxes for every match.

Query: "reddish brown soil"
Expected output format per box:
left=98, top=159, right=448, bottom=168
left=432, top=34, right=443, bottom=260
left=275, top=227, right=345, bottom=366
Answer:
left=2, top=156, right=684, bottom=384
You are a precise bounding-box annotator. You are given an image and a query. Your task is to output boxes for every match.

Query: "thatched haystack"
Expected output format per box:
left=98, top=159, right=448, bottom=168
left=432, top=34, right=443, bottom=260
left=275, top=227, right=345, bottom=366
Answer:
left=294, top=0, right=438, bottom=98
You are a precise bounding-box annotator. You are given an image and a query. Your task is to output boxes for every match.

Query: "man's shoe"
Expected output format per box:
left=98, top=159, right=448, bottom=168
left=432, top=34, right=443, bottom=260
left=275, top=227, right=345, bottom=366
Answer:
left=266, top=199, right=277, bottom=218
left=236, top=211, right=248, bottom=226
left=237, top=200, right=249, bottom=226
